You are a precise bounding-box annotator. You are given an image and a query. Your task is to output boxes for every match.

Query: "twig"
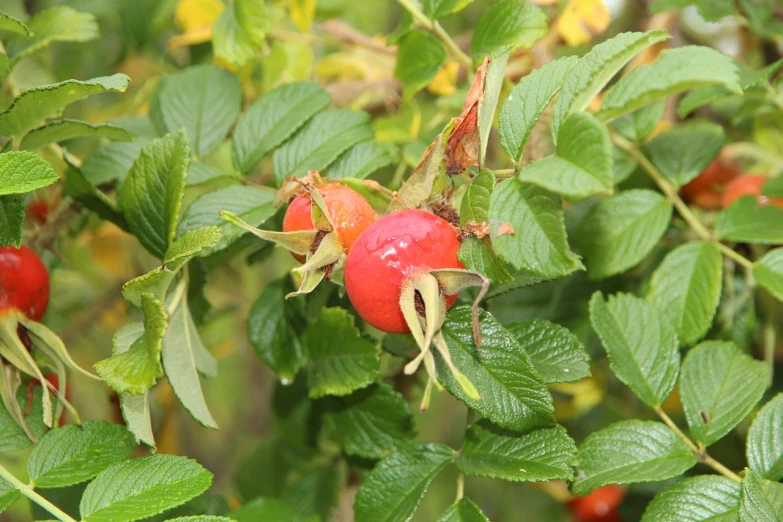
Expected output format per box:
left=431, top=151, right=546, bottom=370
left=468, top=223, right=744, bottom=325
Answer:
left=0, top=463, right=77, bottom=522
left=397, top=0, right=473, bottom=68
left=319, top=19, right=397, bottom=56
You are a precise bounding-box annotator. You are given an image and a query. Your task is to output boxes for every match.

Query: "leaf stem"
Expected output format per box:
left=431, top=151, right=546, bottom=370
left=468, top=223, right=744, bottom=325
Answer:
left=611, top=132, right=753, bottom=269
left=493, top=168, right=516, bottom=178
left=653, top=406, right=699, bottom=453
left=396, top=0, right=473, bottom=68
left=0, top=463, right=77, bottom=522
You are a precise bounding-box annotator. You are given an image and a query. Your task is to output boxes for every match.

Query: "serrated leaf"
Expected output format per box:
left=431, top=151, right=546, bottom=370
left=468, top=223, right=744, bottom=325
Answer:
left=0, top=11, right=29, bottom=35
left=456, top=419, right=576, bottom=482
left=121, top=131, right=190, bottom=259
left=458, top=237, right=513, bottom=284
left=506, top=319, right=590, bottom=383
left=321, top=382, right=414, bottom=459
left=489, top=178, right=582, bottom=278
left=328, top=142, right=393, bottom=180
left=0, top=475, right=19, bottom=513
left=151, top=65, right=241, bottom=157
left=6, top=7, right=98, bottom=62
left=0, top=151, right=56, bottom=195
left=641, top=475, right=741, bottom=522
left=82, top=141, right=144, bottom=187
left=178, top=184, right=276, bottom=255
left=187, top=162, right=235, bottom=187
left=715, top=197, right=783, bottom=244
left=273, top=109, right=373, bottom=184
left=499, top=56, right=578, bottom=161
left=212, top=0, right=267, bottom=68
left=552, top=30, right=670, bottom=137
left=647, top=241, right=723, bottom=346
left=79, top=455, right=213, bottom=522
left=747, top=394, right=783, bottom=481
left=755, top=249, right=783, bottom=303
left=27, top=420, right=136, bottom=489
left=20, top=119, right=131, bottom=151
left=435, top=498, right=489, bottom=522
left=576, top=189, right=673, bottom=279
left=424, top=0, right=473, bottom=18
left=0, top=194, right=23, bottom=247
left=460, top=169, right=493, bottom=224
left=232, top=82, right=329, bottom=174
left=354, top=443, right=454, bottom=522
left=0, top=74, right=130, bottom=137
left=573, top=420, right=697, bottom=495
left=478, top=51, right=508, bottom=167
left=112, top=323, right=154, bottom=448
left=738, top=470, right=783, bottom=522
left=680, top=341, right=768, bottom=447
left=470, top=0, right=547, bottom=60
left=610, top=101, right=665, bottom=143
left=396, top=31, right=448, bottom=100
left=304, top=307, right=379, bottom=398
left=643, top=120, right=725, bottom=187
left=437, top=306, right=555, bottom=431
left=519, top=112, right=613, bottom=199
left=597, top=46, right=741, bottom=121
left=589, top=292, right=679, bottom=407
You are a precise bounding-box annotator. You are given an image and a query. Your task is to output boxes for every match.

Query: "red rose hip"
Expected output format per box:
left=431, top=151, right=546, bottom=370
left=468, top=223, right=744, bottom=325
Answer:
left=0, top=245, right=50, bottom=321
left=569, top=485, right=624, bottom=522
left=681, top=157, right=740, bottom=210
left=721, top=174, right=783, bottom=209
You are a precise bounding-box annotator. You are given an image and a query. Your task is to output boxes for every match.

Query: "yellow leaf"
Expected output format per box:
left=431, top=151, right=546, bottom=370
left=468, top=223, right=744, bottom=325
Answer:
left=290, top=0, right=317, bottom=32
left=175, top=0, right=224, bottom=32
left=426, top=61, right=459, bottom=97
left=558, top=0, right=611, bottom=47
left=529, top=0, right=559, bottom=4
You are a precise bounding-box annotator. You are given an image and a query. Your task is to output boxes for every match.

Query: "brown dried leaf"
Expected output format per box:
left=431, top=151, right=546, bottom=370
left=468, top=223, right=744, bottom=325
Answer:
left=445, top=57, right=490, bottom=175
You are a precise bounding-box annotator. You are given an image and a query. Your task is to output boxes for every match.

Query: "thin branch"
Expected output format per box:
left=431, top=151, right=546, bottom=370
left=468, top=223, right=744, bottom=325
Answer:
left=320, top=19, right=397, bottom=56
left=654, top=406, right=699, bottom=453
left=397, top=0, right=473, bottom=68
left=0, top=463, right=77, bottom=522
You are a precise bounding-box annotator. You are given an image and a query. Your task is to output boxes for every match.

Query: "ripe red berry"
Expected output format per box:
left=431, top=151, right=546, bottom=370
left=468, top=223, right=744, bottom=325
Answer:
left=569, top=485, right=624, bottom=522
left=721, top=174, right=783, bottom=209
left=283, top=183, right=376, bottom=262
left=681, top=157, right=740, bottom=210
left=344, top=209, right=464, bottom=334
left=25, top=200, right=50, bottom=225
left=0, top=246, right=50, bottom=321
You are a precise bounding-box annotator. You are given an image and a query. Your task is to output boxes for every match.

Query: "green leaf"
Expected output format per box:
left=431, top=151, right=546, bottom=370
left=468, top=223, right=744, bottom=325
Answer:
left=395, top=31, right=448, bottom=100
left=63, top=163, right=128, bottom=230
left=0, top=74, right=130, bottom=137
left=27, top=420, right=136, bottom=488
left=435, top=498, right=489, bottom=522
left=738, top=470, right=783, bottom=522
left=552, top=30, right=670, bottom=138
left=589, top=292, right=679, bottom=407
left=489, top=178, right=582, bottom=278
left=20, top=119, right=131, bottom=151
left=166, top=518, right=234, bottom=522
left=499, top=56, right=578, bottom=161
left=643, top=120, right=725, bottom=187
left=0, top=194, right=23, bottom=247
left=112, top=323, right=155, bottom=448
left=121, top=131, right=190, bottom=259
left=304, top=307, right=380, bottom=398
left=747, top=394, right=783, bottom=481
left=754, top=249, right=783, bottom=302
left=178, top=185, right=277, bottom=256
left=597, top=46, right=741, bottom=121
left=715, top=197, right=783, bottom=244
left=680, top=341, right=768, bottom=447
left=576, top=189, right=673, bottom=279
left=641, top=475, right=741, bottom=522
left=0, top=476, right=19, bottom=513
left=280, top=464, right=341, bottom=521
left=162, top=293, right=217, bottom=429
left=456, top=419, right=576, bottom=482
left=0, top=151, right=56, bottom=195
left=437, top=306, right=555, bottom=431
left=0, top=11, right=30, bottom=35
left=82, top=141, right=144, bottom=186
left=6, top=7, right=98, bottom=62
left=273, top=109, right=373, bottom=184
left=458, top=237, right=513, bottom=284
left=79, top=455, right=213, bottom=522
left=231, top=497, right=307, bottom=522
left=247, top=281, right=307, bottom=383
left=650, top=0, right=736, bottom=21
left=212, top=0, right=267, bottom=68
left=519, top=112, right=613, bottom=199
left=321, top=382, right=414, bottom=459
left=506, top=319, right=590, bottom=383
left=572, top=420, right=698, bottom=495
left=763, top=177, right=783, bottom=198
left=741, top=0, right=783, bottom=38
left=151, top=65, right=241, bottom=157
left=424, top=0, right=473, bottom=18
left=328, top=142, right=393, bottom=180
left=610, top=101, right=665, bottom=143
left=460, top=169, right=493, bottom=224
left=478, top=51, right=508, bottom=167
left=94, top=294, right=166, bottom=395
left=354, top=443, right=454, bottom=522
left=187, top=162, right=235, bottom=187
left=647, top=241, right=723, bottom=346
left=470, top=0, right=547, bottom=60
left=232, top=82, right=329, bottom=174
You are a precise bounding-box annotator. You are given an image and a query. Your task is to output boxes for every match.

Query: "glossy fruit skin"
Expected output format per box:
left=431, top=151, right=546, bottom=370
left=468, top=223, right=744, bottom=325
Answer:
left=26, top=374, right=70, bottom=426
left=0, top=246, right=49, bottom=321
left=25, top=200, right=50, bottom=225
left=344, top=209, right=464, bottom=334
left=282, top=184, right=376, bottom=262
left=721, top=174, right=783, bottom=209
left=569, top=485, right=624, bottom=522
left=681, top=157, right=740, bottom=209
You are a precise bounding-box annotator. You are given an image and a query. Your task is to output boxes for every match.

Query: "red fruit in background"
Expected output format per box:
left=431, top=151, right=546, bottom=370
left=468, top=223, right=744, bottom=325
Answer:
left=26, top=374, right=71, bottom=426
left=0, top=246, right=50, bottom=321
left=681, top=157, right=740, bottom=209
left=721, top=174, right=783, bottom=209
left=344, top=209, right=464, bottom=334
left=569, top=485, right=625, bottom=522
left=25, top=200, right=50, bottom=225
left=282, top=183, right=376, bottom=262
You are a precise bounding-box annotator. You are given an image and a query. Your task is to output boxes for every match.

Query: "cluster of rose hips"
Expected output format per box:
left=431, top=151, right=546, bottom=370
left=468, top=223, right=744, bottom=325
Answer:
left=681, top=156, right=783, bottom=210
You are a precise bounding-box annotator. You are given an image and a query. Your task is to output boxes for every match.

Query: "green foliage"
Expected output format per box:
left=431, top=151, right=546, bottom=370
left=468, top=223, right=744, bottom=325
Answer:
left=0, top=151, right=56, bottom=195
left=436, top=498, right=490, bottom=522
left=640, top=475, right=741, bottom=521
left=643, top=120, right=725, bottom=187
left=396, top=31, right=448, bottom=100
left=470, top=0, right=547, bottom=60
left=212, top=0, right=267, bottom=68
left=506, top=319, right=591, bottom=383
left=20, top=119, right=131, bottom=151
left=715, top=197, right=783, bottom=244
left=0, top=193, right=23, bottom=246
left=747, top=394, right=783, bottom=481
